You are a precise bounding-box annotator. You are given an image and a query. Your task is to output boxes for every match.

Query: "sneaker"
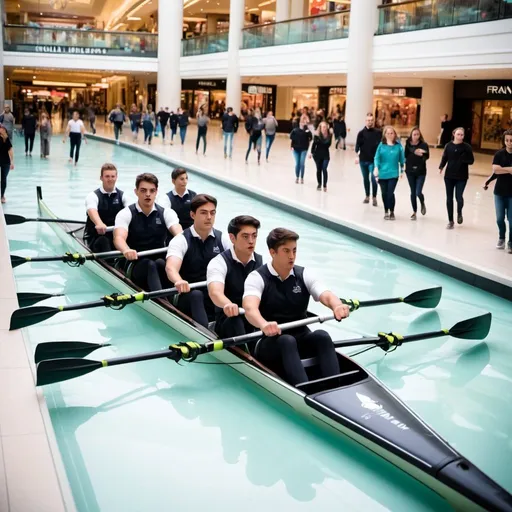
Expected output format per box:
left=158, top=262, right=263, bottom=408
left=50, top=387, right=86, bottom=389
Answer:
left=508, top=242, right=512, bottom=254
left=457, top=214, right=463, bottom=225
left=384, top=212, right=390, bottom=220
left=317, top=186, right=321, bottom=191
left=296, top=178, right=299, bottom=184
left=389, top=212, right=396, bottom=220
left=447, top=221, right=454, bottom=229
left=411, top=213, right=417, bottom=220
left=363, top=197, right=370, bottom=204
left=421, top=202, right=426, bottom=215
left=224, top=153, right=227, bottom=159
left=323, top=187, right=327, bottom=192
left=300, top=179, right=304, bottom=184
left=497, top=239, right=505, bottom=250
left=372, top=197, right=378, bottom=207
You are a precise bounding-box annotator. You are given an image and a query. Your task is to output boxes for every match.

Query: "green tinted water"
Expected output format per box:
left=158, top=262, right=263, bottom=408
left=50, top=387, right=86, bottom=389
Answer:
left=5, top=137, right=512, bottom=511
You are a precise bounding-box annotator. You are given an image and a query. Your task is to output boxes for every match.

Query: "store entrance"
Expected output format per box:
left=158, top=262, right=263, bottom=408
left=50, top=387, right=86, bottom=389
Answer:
left=480, top=100, right=512, bottom=150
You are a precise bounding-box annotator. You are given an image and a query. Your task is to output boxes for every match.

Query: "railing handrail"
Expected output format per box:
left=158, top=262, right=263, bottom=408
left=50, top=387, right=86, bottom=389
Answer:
left=182, top=31, right=229, bottom=42
left=3, top=23, right=157, bottom=37
left=377, top=0, right=427, bottom=9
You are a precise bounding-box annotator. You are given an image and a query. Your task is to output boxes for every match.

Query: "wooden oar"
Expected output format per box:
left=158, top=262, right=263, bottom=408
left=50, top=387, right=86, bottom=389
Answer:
left=10, top=286, right=441, bottom=331
left=10, top=280, right=208, bottom=331
left=35, top=313, right=491, bottom=386
left=5, top=214, right=88, bottom=226
left=17, top=292, right=64, bottom=307
left=10, top=245, right=162, bottom=269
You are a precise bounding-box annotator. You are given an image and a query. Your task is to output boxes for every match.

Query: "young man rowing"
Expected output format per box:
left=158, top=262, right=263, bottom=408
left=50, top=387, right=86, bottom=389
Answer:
left=242, top=228, right=350, bottom=385
left=207, top=215, right=263, bottom=337
left=114, top=173, right=182, bottom=292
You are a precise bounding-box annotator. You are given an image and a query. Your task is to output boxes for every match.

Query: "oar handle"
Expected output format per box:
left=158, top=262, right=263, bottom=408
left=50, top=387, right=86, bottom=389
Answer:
left=144, top=280, right=207, bottom=300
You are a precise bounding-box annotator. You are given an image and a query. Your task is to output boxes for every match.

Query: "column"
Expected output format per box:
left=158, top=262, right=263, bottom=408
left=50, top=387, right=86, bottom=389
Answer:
left=0, top=1, right=5, bottom=105
left=419, top=79, right=454, bottom=146
left=226, top=0, right=245, bottom=116
left=156, top=0, right=183, bottom=110
left=289, top=0, right=308, bottom=19
left=275, top=0, right=290, bottom=22
left=344, top=0, right=379, bottom=145
left=276, top=86, right=293, bottom=120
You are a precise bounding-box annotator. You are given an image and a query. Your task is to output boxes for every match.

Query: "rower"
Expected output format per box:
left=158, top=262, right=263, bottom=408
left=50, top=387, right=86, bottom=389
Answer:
left=114, top=172, right=182, bottom=292
left=158, top=168, right=197, bottom=230
left=242, top=228, right=350, bottom=386
left=165, top=194, right=231, bottom=328
left=84, top=163, right=128, bottom=253
left=207, top=215, right=263, bottom=338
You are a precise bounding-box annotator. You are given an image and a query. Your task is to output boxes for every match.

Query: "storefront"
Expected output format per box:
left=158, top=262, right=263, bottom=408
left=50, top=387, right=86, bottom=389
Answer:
left=453, top=80, right=512, bottom=151
left=181, top=79, right=276, bottom=119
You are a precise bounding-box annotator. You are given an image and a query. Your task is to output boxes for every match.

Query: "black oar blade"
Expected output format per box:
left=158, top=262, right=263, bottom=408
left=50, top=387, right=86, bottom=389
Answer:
left=448, top=313, right=492, bottom=340
left=17, top=292, right=64, bottom=307
left=4, top=214, right=27, bottom=225
left=404, top=286, right=442, bottom=309
left=35, top=341, right=110, bottom=364
left=9, top=306, right=60, bottom=331
left=36, top=358, right=103, bottom=386
left=10, top=255, right=28, bottom=268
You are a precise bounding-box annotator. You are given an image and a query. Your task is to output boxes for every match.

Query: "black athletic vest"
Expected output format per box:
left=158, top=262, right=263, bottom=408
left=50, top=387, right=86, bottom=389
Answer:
left=84, top=188, right=124, bottom=242
left=179, top=228, right=225, bottom=283
left=257, top=265, right=310, bottom=323
left=215, top=250, right=263, bottom=323
left=167, top=189, right=196, bottom=229
left=126, top=204, right=168, bottom=252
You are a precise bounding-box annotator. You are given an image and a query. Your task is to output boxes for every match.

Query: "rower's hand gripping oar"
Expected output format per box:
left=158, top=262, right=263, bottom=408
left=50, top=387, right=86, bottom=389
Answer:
left=9, top=280, right=208, bottom=331
left=5, top=213, right=89, bottom=226
left=35, top=313, right=492, bottom=386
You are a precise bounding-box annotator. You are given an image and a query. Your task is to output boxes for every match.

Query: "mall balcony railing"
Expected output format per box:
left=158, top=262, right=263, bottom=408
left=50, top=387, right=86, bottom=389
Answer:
left=3, top=24, right=158, bottom=57
left=181, top=32, right=229, bottom=57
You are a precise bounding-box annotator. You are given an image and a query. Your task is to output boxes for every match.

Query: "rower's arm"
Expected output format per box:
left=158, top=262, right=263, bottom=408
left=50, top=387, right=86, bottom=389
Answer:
left=169, top=223, right=183, bottom=237
left=165, top=256, right=183, bottom=284
left=208, top=282, right=231, bottom=309
left=113, top=227, right=130, bottom=253
left=319, top=290, right=343, bottom=311
left=242, top=296, right=267, bottom=329
left=87, top=208, right=106, bottom=229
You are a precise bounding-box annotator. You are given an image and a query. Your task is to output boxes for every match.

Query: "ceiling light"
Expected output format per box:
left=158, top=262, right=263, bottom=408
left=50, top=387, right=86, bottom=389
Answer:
left=125, top=0, right=152, bottom=19
left=33, top=75, right=36, bottom=79
left=127, top=16, right=142, bottom=20
left=33, top=80, right=87, bottom=87
left=259, top=0, right=276, bottom=6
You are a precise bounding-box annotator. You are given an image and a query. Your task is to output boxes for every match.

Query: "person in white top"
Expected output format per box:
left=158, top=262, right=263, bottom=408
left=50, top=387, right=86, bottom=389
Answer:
left=84, top=163, right=129, bottom=253
left=114, top=172, right=182, bottom=292
left=165, top=194, right=231, bottom=328
left=207, top=215, right=263, bottom=338
left=242, top=228, right=350, bottom=385
left=63, top=110, right=86, bottom=166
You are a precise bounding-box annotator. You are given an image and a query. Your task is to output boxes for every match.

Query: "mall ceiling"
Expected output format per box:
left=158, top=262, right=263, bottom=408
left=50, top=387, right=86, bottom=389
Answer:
left=8, top=0, right=110, bottom=17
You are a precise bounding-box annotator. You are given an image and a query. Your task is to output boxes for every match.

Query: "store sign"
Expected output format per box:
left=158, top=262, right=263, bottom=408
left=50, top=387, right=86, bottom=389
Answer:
left=329, top=87, right=347, bottom=95
left=247, top=85, right=273, bottom=95
left=197, top=80, right=218, bottom=87
left=487, top=85, right=512, bottom=96
left=373, top=88, right=407, bottom=97
left=35, top=45, right=109, bottom=55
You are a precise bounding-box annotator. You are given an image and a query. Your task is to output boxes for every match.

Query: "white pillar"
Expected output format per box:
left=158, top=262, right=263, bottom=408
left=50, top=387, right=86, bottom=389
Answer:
left=290, top=0, right=308, bottom=19
left=275, top=0, right=290, bottom=22
left=419, top=79, right=454, bottom=146
left=226, top=0, right=245, bottom=116
left=156, top=0, right=183, bottom=111
left=0, top=2, right=5, bottom=105
left=345, top=0, right=379, bottom=145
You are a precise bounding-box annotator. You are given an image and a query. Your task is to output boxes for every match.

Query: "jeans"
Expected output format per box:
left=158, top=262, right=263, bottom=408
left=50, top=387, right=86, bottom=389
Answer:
left=196, top=126, right=207, bottom=154
left=314, top=157, right=329, bottom=187
left=406, top=173, right=426, bottom=212
left=0, top=162, right=10, bottom=197
left=265, top=133, right=276, bottom=160
left=379, top=177, right=398, bottom=212
left=69, top=133, right=82, bottom=163
left=245, top=134, right=262, bottom=161
left=143, top=121, right=153, bottom=143
left=360, top=161, right=378, bottom=197
left=160, top=123, right=166, bottom=141
left=179, top=126, right=187, bottom=144
left=293, top=149, right=308, bottom=179
left=444, top=178, right=467, bottom=222
left=113, top=121, right=123, bottom=141
left=171, top=126, right=177, bottom=142
left=495, top=195, right=512, bottom=242
left=130, top=120, right=140, bottom=135
left=223, top=131, right=234, bottom=156
left=24, top=133, right=35, bottom=153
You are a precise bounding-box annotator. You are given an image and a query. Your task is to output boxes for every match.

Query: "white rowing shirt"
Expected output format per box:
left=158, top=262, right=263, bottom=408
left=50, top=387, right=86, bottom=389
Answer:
left=114, top=203, right=180, bottom=231
left=207, top=247, right=259, bottom=286
left=166, top=226, right=232, bottom=260
left=85, top=187, right=129, bottom=211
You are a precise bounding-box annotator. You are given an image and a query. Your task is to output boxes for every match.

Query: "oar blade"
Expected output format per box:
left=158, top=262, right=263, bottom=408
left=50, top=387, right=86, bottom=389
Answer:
left=17, top=292, right=63, bottom=307
left=9, top=306, right=60, bottom=331
left=10, top=255, right=28, bottom=269
left=448, top=313, right=492, bottom=340
left=403, top=286, right=442, bottom=309
left=4, top=214, right=27, bottom=225
left=36, top=358, right=103, bottom=386
left=34, top=341, right=110, bottom=364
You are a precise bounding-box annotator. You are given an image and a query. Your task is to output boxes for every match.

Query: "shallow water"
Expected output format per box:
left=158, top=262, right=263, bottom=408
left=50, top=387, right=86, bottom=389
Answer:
left=5, top=136, right=512, bottom=511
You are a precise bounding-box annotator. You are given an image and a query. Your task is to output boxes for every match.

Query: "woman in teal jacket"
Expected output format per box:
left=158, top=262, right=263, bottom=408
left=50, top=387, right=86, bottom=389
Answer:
left=374, top=126, right=405, bottom=220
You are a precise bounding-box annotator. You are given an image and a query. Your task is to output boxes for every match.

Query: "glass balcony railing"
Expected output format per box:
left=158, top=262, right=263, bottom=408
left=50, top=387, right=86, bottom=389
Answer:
left=242, top=11, right=350, bottom=49
left=377, top=0, right=512, bottom=35
left=3, top=25, right=158, bottom=57
left=181, top=32, right=229, bottom=57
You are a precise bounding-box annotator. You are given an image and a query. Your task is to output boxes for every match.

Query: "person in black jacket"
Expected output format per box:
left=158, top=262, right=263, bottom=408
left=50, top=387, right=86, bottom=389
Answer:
left=22, top=109, right=37, bottom=156
left=311, top=122, right=333, bottom=192
left=439, top=127, right=475, bottom=229
left=290, top=119, right=312, bottom=184
left=169, top=110, right=178, bottom=145
left=355, top=113, right=382, bottom=206
left=177, top=108, right=189, bottom=145
left=245, top=112, right=264, bottom=165
left=157, top=107, right=171, bottom=144
left=333, top=114, right=347, bottom=150
left=221, top=107, right=239, bottom=159
left=405, top=127, right=430, bottom=220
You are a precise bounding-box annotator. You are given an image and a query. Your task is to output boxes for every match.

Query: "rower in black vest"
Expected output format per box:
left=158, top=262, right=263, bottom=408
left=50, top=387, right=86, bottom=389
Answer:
left=84, top=163, right=127, bottom=253
left=114, top=172, right=182, bottom=292
left=159, top=168, right=196, bottom=230
left=166, top=193, right=231, bottom=328
left=243, top=228, right=350, bottom=386
left=207, top=215, right=263, bottom=338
